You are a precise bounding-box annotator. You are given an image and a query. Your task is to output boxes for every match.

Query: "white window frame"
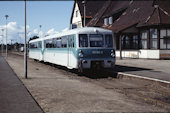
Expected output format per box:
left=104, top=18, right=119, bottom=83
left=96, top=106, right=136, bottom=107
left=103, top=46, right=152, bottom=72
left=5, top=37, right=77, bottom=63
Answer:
left=109, top=17, right=113, bottom=25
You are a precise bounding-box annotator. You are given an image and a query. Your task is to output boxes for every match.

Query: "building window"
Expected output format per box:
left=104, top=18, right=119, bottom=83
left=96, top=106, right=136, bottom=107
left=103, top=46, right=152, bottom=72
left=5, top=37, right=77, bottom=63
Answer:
left=160, top=29, right=166, bottom=49
left=150, top=28, right=158, bottom=49
left=160, top=29, right=170, bottom=49
left=109, top=17, right=113, bottom=25
left=121, top=36, right=130, bottom=49
left=132, top=35, right=138, bottom=49
left=104, top=18, right=108, bottom=26
left=121, top=35, right=139, bottom=50
left=72, top=24, right=77, bottom=29
left=168, top=29, right=170, bottom=49
left=141, top=30, right=147, bottom=49
left=75, top=10, right=78, bottom=17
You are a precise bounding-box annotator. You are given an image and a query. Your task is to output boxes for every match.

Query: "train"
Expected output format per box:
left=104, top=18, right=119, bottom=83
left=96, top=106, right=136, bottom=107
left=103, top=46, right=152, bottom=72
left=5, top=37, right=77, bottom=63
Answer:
left=29, top=27, right=116, bottom=72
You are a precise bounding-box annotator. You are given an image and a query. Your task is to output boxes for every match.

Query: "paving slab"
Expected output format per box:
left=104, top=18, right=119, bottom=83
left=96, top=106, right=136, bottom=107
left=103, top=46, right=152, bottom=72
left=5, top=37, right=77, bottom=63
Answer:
left=0, top=55, right=43, bottom=113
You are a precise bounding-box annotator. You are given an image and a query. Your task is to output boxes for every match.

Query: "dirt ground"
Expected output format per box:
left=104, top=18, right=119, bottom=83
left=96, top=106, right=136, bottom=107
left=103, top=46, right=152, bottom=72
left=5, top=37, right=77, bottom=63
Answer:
left=5, top=53, right=170, bottom=112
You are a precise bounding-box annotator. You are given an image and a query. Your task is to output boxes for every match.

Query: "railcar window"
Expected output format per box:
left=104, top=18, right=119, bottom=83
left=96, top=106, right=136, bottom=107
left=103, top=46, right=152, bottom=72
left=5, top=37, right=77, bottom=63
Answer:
left=72, top=35, right=74, bottom=47
left=61, top=36, right=67, bottom=48
left=68, top=35, right=74, bottom=48
left=46, top=39, right=53, bottom=48
left=45, top=38, right=62, bottom=48
left=29, top=43, right=34, bottom=48
left=79, top=34, right=88, bottom=47
left=52, top=38, right=57, bottom=48
left=38, top=42, right=42, bottom=48
left=105, top=34, right=113, bottom=47
left=29, top=42, right=41, bottom=49
left=56, top=38, right=62, bottom=48
left=89, top=34, right=104, bottom=47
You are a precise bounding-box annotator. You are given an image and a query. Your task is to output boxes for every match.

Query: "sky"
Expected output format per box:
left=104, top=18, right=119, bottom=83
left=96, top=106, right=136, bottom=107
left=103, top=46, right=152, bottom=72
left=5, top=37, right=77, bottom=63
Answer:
left=0, top=1, right=74, bottom=44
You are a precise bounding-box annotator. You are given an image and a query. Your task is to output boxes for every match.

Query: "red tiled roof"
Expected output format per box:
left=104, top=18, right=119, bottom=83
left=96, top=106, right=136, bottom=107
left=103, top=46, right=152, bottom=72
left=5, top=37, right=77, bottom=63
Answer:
left=109, top=1, right=154, bottom=32
left=77, top=0, right=106, bottom=17
left=87, top=0, right=130, bottom=27
left=71, top=0, right=170, bottom=32
left=105, top=0, right=170, bottom=32
left=137, top=1, right=170, bottom=27
left=87, top=0, right=111, bottom=27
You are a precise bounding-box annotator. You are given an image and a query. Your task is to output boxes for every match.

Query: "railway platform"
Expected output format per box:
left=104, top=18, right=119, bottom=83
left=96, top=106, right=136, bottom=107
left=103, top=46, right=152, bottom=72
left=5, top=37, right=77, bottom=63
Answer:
left=115, top=58, right=170, bottom=83
left=0, top=55, right=43, bottom=113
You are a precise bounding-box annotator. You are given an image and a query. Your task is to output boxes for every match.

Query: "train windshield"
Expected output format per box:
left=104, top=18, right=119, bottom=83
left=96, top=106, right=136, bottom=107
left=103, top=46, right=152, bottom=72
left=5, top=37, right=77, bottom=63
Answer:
left=89, top=34, right=104, bottom=47
left=79, top=34, right=113, bottom=48
left=79, top=34, right=88, bottom=47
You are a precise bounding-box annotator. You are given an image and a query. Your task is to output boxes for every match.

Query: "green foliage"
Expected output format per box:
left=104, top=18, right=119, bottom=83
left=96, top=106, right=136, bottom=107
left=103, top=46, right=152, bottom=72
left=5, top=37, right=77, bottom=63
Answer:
left=29, top=36, right=39, bottom=42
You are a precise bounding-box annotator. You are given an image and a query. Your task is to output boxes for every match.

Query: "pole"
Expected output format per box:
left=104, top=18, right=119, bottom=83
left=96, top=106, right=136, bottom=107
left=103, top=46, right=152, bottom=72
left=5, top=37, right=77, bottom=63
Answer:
left=1, top=29, right=4, bottom=54
left=11, top=40, right=13, bottom=50
left=24, top=0, right=27, bottom=79
left=5, top=15, right=8, bottom=58
left=84, top=2, right=86, bottom=27
left=82, top=0, right=86, bottom=27
left=39, top=25, right=42, bottom=38
left=119, top=35, right=122, bottom=59
left=1, top=40, right=2, bottom=54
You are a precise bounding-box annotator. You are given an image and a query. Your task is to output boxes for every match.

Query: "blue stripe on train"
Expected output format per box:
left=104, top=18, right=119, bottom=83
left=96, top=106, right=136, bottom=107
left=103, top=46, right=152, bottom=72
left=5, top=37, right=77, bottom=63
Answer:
left=77, top=48, right=113, bottom=59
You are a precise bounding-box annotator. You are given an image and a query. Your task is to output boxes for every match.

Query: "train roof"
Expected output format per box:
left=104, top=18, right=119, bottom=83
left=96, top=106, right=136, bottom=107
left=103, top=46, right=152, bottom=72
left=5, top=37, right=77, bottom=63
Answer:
left=29, top=27, right=113, bottom=43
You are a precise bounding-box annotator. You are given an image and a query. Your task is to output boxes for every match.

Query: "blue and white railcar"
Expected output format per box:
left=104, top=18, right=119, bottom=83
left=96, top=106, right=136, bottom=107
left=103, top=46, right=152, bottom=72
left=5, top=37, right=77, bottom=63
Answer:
left=29, top=38, right=44, bottom=61
left=29, top=27, right=116, bottom=71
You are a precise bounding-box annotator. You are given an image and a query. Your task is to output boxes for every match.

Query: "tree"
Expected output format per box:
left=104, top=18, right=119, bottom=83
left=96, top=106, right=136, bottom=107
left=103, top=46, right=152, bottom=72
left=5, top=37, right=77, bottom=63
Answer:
left=29, top=36, right=39, bottom=42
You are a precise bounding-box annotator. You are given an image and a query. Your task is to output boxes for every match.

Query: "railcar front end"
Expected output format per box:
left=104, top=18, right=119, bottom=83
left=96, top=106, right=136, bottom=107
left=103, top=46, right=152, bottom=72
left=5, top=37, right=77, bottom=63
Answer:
left=77, top=33, right=115, bottom=71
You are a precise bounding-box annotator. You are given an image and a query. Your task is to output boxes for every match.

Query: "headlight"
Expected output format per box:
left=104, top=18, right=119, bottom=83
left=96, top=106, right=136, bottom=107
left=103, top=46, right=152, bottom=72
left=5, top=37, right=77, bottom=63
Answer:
left=79, top=53, right=83, bottom=57
left=79, top=50, right=83, bottom=57
left=111, top=53, right=115, bottom=57
left=111, top=49, right=115, bottom=57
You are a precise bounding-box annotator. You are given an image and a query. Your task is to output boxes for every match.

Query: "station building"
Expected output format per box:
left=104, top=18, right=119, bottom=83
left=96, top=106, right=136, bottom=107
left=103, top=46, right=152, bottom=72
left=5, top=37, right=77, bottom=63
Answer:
left=70, top=0, right=170, bottom=59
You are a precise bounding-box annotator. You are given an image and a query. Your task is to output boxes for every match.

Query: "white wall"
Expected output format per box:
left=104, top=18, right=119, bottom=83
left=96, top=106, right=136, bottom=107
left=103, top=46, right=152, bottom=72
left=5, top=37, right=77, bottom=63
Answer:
left=71, top=3, right=82, bottom=28
left=139, top=50, right=160, bottom=59
left=115, top=49, right=170, bottom=59
left=116, top=50, right=139, bottom=58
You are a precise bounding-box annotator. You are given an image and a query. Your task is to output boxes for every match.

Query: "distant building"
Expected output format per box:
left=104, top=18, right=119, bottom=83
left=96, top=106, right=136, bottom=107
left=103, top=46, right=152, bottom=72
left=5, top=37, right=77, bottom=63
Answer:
left=70, top=0, right=170, bottom=59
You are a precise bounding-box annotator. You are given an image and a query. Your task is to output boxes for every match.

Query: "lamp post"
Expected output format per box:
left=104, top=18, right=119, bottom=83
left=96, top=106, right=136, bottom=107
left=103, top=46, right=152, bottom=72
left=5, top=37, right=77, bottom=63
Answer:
left=39, top=25, right=42, bottom=38
left=0, top=40, right=1, bottom=54
left=82, top=0, right=86, bottom=27
left=1, top=29, right=4, bottom=54
left=24, top=0, right=27, bottom=79
left=10, top=39, right=13, bottom=50
left=5, top=15, right=8, bottom=58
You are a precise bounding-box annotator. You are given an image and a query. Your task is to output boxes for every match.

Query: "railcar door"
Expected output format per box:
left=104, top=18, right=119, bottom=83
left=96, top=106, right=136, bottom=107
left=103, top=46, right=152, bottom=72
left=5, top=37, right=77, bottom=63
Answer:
left=68, top=35, right=74, bottom=68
